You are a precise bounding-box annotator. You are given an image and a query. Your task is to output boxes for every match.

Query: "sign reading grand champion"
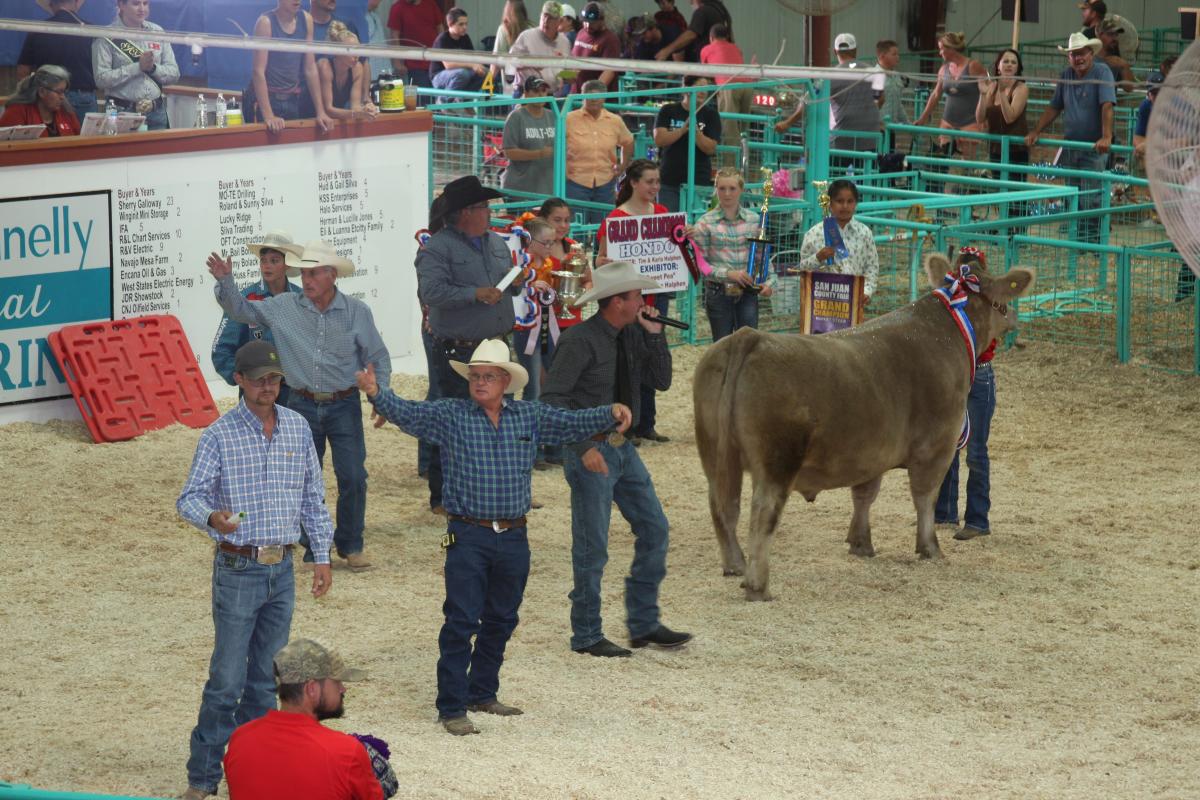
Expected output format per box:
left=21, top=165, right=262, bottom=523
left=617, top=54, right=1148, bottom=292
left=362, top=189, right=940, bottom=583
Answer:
left=603, top=212, right=688, bottom=294
left=1, top=191, right=112, bottom=404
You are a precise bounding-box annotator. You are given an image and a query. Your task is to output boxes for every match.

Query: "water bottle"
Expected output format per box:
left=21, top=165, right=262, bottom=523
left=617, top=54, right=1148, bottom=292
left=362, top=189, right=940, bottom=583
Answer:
left=105, top=100, right=119, bottom=135
left=215, top=93, right=227, bottom=128
left=196, top=94, right=208, bottom=129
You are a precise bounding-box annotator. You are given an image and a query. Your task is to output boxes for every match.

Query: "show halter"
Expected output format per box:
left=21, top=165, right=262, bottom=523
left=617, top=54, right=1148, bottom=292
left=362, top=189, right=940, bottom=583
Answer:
left=932, top=261, right=982, bottom=450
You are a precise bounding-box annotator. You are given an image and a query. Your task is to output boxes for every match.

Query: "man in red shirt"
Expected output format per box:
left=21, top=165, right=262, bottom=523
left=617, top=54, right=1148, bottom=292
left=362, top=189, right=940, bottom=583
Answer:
left=223, top=639, right=386, bottom=800
left=388, top=0, right=445, bottom=91
left=571, top=2, right=621, bottom=91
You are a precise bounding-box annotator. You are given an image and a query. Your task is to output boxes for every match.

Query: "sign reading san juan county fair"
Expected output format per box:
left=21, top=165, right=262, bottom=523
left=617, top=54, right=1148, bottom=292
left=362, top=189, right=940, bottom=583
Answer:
left=0, top=191, right=112, bottom=405
left=798, top=270, right=864, bottom=334
left=603, top=212, right=688, bottom=294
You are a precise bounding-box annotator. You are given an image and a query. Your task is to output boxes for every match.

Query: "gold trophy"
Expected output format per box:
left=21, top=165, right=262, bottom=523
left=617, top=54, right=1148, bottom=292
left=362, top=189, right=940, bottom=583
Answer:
left=814, top=180, right=831, bottom=218
left=551, top=242, right=589, bottom=320
left=744, top=167, right=775, bottom=292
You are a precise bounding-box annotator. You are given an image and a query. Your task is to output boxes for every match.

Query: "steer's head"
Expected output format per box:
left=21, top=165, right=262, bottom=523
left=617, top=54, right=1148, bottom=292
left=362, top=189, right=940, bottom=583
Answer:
left=923, top=250, right=1034, bottom=346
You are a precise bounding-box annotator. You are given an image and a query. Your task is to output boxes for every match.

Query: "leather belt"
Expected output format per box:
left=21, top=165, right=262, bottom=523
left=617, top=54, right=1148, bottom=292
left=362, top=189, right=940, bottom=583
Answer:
left=218, top=542, right=293, bottom=565
left=111, top=95, right=163, bottom=111
left=433, top=334, right=509, bottom=351
left=448, top=514, right=527, bottom=532
left=294, top=386, right=357, bottom=403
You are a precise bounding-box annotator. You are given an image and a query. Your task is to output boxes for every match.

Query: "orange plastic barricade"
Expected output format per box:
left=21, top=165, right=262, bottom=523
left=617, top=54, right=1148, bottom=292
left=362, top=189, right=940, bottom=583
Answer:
left=49, top=315, right=218, bottom=443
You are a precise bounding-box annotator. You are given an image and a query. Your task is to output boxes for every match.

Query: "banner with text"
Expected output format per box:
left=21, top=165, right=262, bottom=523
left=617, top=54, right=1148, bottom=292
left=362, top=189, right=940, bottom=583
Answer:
left=603, top=212, right=688, bottom=294
left=799, top=271, right=864, bottom=334
left=1, top=191, right=112, bottom=404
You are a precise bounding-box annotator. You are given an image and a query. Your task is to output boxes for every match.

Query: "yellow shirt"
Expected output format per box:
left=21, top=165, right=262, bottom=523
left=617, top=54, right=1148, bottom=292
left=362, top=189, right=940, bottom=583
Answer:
left=565, top=107, right=634, bottom=188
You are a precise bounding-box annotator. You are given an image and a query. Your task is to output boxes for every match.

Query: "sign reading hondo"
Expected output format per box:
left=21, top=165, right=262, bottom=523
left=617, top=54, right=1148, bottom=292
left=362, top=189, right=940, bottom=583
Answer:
left=603, top=212, right=688, bottom=294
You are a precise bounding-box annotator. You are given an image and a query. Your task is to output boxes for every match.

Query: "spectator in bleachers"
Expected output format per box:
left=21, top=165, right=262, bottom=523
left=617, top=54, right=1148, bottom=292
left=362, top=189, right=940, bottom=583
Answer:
left=653, top=75, right=720, bottom=212
left=654, top=0, right=732, bottom=63
left=1096, top=18, right=1136, bottom=92
left=875, top=39, right=908, bottom=127
left=690, top=167, right=775, bottom=341
left=492, top=1, right=535, bottom=94
left=975, top=48, right=1028, bottom=186
left=624, top=15, right=662, bottom=61
left=501, top=77, right=556, bottom=196
left=565, top=80, right=634, bottom=225
left=559, top=4, right=581, bottom=46
left=388, top=0, right=445, bottom=91
left=509, top=2, right=573, bottom=97
left=431, top=8, right=488, bottom=94
left=571, top=3, right=622, bottom=91
left=702, top=23, right=752, bottom=162
left=653, top=0, right=689, bottom=59
left=1133, top=60, right=1173, bottom=160
left=310, top=0, right=358, bottom=43
left=1079, top=0, right=1140, bottom=59
left=364, top=0, right=391, bottom=81
left=914, top=31, right=986, bottom=162
left=16, top=0, right=97, bottom=117
left=0, top=64, right=80, bottom=137
left=797, top=179, right=879, bottom=308
left=248, top=0, right=331, bottom=133
left=1079, top=0, right=1105, bottom=38
left=317, top=23, right=380, bottom=121
left=1025, top=32, right=1115, bottom=245
left=92, top=0, right=179, bottom=131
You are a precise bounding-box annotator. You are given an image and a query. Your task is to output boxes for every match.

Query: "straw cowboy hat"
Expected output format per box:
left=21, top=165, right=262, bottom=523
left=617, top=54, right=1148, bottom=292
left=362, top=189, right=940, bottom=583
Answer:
left=1058, top=32, right=1101, bottom=53
left=246, top=229, right=297, bottom=258
left=449, top=339, right=529, bottom=394
left=571, top=260, right=661, bottom=307
left=428, top=175, right=503, bottom=234
left=283, top=240, right=356, bottom=278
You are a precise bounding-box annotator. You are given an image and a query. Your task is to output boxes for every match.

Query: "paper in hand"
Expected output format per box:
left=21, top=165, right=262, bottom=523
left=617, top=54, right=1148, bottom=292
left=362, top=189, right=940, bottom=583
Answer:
left=496, top=266, right=523, bottom=291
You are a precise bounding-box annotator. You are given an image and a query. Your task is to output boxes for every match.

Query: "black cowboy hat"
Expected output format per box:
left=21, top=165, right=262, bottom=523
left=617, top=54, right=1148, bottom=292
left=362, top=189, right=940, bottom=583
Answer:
left=429, top=176, right=503, bottom=234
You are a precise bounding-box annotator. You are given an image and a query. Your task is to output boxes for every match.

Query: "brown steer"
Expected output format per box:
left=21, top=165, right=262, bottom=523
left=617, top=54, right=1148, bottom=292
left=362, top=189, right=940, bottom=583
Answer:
left=693, top=252, right=1034, bottom=600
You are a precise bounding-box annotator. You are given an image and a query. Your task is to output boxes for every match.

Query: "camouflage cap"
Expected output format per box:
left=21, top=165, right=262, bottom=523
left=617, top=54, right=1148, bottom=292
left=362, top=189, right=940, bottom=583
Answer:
left=274, top=639, right=367, bottom=683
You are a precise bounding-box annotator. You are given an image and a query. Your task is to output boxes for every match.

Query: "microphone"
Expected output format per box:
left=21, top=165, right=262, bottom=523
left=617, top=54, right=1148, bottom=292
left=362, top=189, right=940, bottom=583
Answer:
left=641, top=310, right=689, bottom=331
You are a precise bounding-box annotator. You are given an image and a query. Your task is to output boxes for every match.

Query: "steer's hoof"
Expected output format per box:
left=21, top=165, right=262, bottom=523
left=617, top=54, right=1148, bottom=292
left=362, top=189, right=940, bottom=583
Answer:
left=722, top=567, right=744, bottom=577
left=742, top=585, right=774, bottom=602
left=848, top=543, right=876, bottom=558
left=916, top=546, right=943, bottom=560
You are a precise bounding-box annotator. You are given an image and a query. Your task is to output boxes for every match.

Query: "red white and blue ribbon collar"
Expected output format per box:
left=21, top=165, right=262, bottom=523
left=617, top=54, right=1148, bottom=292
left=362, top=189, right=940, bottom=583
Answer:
left=932, top=263, right=981, bottom=449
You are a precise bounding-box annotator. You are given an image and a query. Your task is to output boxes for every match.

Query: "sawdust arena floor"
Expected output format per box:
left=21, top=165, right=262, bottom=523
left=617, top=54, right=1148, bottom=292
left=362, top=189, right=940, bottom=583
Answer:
left=1, top=342, right=1197, bottom=799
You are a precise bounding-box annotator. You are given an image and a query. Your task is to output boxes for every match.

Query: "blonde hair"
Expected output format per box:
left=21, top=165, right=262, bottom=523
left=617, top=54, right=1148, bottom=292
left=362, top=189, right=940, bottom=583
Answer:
left=940, top=31, right=966, bottom=52
left=714, top=167, right=745, bottom=188
left=501, top=0, right=533, bottom=44
left=525, top=218, right=555, bottom=240
left=328, top=20, right=359, bottom=45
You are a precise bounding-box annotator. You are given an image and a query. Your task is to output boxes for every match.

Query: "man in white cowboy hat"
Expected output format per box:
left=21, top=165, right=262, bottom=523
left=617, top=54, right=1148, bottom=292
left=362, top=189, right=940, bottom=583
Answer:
left=416, top=175, right=528, bottom=517
left=356, top=340, right=632, bottom=735
left=207, top=239, right=390, bottom=572
left=541, top=261, right=693, bottom=658
left=179, top=341, right=336, bottom=800
left=211, top=230, right=303, bottom=405
left=1025, top=31, right=1116, bottom=246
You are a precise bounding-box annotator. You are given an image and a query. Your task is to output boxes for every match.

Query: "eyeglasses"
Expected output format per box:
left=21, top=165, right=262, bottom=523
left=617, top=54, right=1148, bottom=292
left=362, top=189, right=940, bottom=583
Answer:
left=467, top=372, right=506, bottom=384
left=532, top=238, right=556, bottom=248
left=45, top=87, right=67, bottom=96
left=245, top=374, right=284, bottom=387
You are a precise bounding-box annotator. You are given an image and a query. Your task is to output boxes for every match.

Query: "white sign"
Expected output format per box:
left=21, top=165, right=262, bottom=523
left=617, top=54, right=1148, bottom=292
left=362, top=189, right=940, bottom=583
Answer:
left=602, top=212, right=689, bottom=294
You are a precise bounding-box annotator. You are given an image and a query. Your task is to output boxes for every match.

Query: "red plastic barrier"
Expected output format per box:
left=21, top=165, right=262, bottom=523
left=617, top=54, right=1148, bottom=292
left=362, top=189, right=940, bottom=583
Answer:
left=49, top=315, right=218, bottom=443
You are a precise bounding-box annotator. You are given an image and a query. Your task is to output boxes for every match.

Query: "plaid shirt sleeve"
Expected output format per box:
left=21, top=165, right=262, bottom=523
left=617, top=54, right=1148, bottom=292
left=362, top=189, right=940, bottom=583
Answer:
left=534, top=403, right=615, bottom=445
left=368, top=388, right=449, bottom=444
left=298, top=432, right=333, bottom=563
left=177, top=429, right=222, bottom=533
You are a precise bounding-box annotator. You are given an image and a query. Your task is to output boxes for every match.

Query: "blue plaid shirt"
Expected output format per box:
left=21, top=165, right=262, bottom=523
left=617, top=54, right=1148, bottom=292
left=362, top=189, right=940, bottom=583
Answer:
left=370, top=389, right=615, bottom=518
left=214, top=274, right=391, bottom=394
left=177, top=402, right=334, bottom=564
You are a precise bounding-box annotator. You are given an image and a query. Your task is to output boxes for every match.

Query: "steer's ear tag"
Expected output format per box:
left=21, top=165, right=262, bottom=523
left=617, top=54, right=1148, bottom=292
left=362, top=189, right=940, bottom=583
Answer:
left=1010, top=281, right=1017, bottom=288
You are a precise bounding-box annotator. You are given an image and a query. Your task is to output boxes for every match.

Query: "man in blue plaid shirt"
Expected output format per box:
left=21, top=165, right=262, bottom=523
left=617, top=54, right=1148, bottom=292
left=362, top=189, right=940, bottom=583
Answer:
left=356, top=339, right=630, bottom=736
left=177, top=340, right=335, bottom=800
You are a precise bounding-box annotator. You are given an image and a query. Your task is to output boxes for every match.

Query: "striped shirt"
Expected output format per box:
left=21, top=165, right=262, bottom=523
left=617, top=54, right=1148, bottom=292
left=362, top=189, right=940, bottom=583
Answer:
left=369, top=391, right=615, bottom=519
left=177, top=402, right=334, bottom=564
left=691, top=206, right=777, bottom=287
left=797, top=218, right=880, bottom=297
left=214, top=275, right=391, bottom=393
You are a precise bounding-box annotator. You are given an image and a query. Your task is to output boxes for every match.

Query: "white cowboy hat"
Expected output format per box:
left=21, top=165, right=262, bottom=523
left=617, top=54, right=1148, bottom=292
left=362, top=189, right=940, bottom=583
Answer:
left=246, top=230, right=298, bottom=260
left=283, top=240, right=356, bottom=278
left=571, top=260, right=661, bottom=307
left=1057, top=32, right=1101, bottom=54
left=449, top=339, right=529, bottom=394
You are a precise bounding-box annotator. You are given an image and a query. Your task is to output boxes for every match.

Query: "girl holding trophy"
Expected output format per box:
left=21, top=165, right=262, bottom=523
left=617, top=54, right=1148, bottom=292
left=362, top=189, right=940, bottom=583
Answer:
left=797, top=179, right=879, bottom=308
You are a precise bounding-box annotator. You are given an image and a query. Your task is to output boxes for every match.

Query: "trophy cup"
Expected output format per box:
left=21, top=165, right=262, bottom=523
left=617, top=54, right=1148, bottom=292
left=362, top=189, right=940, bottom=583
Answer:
left=744, top=167, right=774, bottom=293
left=551, top=242, right=589, bottom=320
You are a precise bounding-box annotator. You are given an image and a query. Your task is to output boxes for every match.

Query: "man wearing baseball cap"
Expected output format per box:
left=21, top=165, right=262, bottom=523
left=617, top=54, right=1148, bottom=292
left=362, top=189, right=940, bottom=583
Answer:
left=224, top=639, right=385, bottom=799
left=508, top=1, right=573, bottom=96
left=179, top=342, right=337, bottom=800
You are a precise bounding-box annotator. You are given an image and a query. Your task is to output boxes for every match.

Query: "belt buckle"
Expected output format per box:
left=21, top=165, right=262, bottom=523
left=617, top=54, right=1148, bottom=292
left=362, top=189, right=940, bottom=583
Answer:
left=256, top=545, right=285, bottom=565
left=492, top=520, right=503, bottom=533
left=135, top=98, right=154, bottom=114
left=312, top=391, right=334, bottom=402
left=607, top=431, right=626, bottom=448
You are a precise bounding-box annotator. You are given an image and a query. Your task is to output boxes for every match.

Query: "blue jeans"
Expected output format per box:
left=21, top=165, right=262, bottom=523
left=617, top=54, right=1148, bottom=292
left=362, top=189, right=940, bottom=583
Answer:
left=634, top=293, right=671, bottom=436
left=418, top=327, right=441, bottom=476
left=565, top=179, right=616, bottom=227
left=563, top=441, right=670, bottom=650
left=704, top=282, right=760, bottom=341
left=66, top=89, right=97, bottom=118
left=186, top=550, right=295, bottom=792
left=428, top=339, right=475, bottom=509
left=144, top=106, right=169, bottom=131
left=935, top=363, right=996, bottom=531
left=287, top=392, right=368, bottom=557
left=513, top=324, right=561, bottom=462
left=1058, top=148, right=1107, bottom=245
left=432, top=68, right=484, bottom=94
left=436, top=520, right=531, bottom=718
